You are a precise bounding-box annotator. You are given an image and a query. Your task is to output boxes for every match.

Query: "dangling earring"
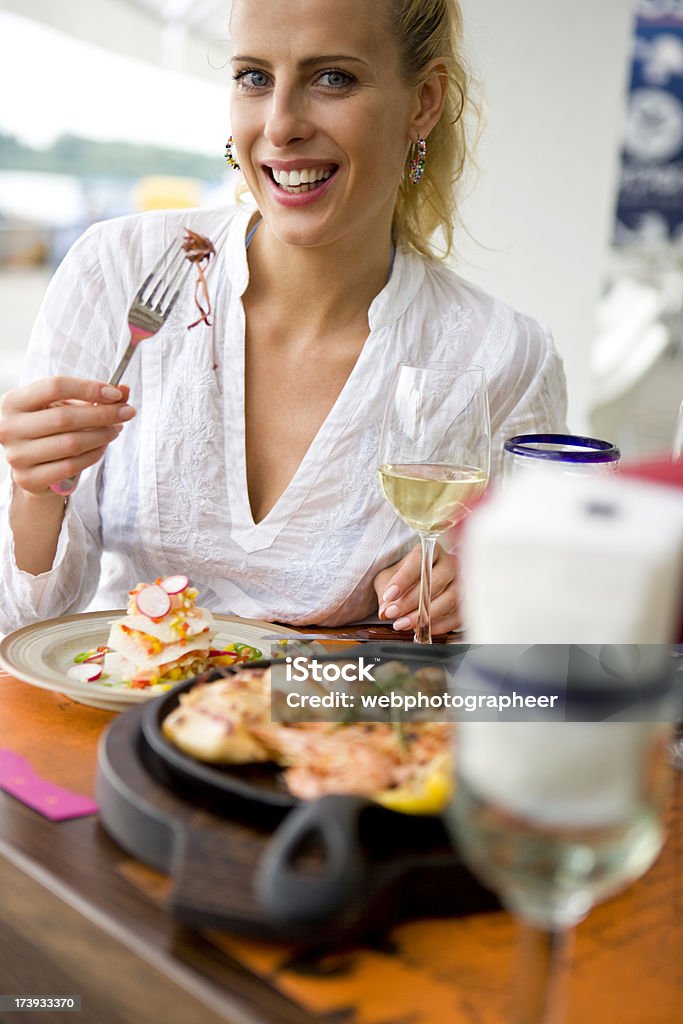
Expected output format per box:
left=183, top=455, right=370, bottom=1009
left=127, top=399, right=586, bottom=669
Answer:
left=224, top=136, right=240, bottom=171
left=407, top=136, right=427, bottom=185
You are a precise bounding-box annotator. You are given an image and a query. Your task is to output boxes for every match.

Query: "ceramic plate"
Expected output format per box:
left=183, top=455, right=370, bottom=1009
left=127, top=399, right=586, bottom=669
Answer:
left=0, top=610, right=302, bottom=712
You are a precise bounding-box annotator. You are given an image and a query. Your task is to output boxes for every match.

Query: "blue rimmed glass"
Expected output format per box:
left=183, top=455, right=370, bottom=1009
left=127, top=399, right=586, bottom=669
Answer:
left=504, top=434, right=620, bottom=481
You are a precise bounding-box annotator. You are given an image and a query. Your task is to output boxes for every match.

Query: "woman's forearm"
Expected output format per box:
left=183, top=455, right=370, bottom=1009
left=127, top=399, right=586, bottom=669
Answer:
left=10, top=486, right=68, bottom=575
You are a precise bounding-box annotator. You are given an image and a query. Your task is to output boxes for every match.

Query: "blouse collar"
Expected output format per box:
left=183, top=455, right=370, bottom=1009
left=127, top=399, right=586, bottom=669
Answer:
left=223, top=206, right=426, bottom=330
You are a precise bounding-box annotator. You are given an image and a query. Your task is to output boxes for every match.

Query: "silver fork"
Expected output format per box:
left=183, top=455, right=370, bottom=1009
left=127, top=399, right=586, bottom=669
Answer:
left=50, top=238, right=193, bottom=497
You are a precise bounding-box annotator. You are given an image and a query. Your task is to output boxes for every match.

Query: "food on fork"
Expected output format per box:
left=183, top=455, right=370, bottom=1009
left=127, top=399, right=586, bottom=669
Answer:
left=182, top=229, right=216, bottom=329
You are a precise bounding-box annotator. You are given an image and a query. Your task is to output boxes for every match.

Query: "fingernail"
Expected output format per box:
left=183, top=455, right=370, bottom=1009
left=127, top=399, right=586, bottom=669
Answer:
left=112, top=424, right=124, bottom=435
left=382, top=584, right=400, bottom=603
left=393, top=616, right=412, bottom=632
left=384, top=604, right=400, bottom=620
left=101, top=386, right=123, bottom=401
left=118, top=405, right=135, bottom=421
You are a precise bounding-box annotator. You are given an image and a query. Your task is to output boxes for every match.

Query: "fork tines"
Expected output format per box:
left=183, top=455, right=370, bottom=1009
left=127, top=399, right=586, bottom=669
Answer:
left=136, top=240, right=193, bottom=315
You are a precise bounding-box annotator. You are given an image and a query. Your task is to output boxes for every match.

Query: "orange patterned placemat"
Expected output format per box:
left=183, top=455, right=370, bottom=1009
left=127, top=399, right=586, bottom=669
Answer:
left=213, top=915, right=513, bottom=1024
left=0, top=674, right=114, bottom=796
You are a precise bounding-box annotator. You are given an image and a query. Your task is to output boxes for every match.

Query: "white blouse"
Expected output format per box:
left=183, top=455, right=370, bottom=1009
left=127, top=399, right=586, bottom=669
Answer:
left=0, top=205, right=567, bottom=634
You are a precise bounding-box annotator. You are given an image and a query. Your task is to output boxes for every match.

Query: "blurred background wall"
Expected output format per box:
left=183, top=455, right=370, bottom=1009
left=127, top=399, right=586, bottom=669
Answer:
left=0, top=0, right=682, bottom=482
left=459, top=0, right=683, bottom=453
left=458, top=0, right=634, bottom=432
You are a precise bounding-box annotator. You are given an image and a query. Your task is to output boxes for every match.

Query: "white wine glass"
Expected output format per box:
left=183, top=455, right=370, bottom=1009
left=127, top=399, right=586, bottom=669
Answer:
left=377, top=364, right=490, bottom=643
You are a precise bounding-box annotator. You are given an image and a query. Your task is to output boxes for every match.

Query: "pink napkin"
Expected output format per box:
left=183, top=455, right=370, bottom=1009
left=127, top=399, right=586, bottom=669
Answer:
left=0, top=749, right=98, bottom=820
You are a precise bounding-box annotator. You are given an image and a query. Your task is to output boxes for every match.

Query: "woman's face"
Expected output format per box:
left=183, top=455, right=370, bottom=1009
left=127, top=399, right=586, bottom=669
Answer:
left=229, top=0, right=418, bottom=251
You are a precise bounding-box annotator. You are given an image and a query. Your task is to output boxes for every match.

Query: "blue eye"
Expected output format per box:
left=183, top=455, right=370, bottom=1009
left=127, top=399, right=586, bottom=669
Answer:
left=233, top=69, right=270, bottom=90
left=318, top=69, right=353, bottom=89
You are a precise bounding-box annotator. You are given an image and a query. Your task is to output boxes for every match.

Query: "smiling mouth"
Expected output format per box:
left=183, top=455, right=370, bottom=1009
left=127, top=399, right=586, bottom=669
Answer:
left=266, top=165, right=337, bottom=194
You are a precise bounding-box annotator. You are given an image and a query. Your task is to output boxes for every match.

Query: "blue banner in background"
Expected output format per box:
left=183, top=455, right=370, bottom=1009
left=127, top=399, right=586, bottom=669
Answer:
left=615, top=0, right=683, bottom=244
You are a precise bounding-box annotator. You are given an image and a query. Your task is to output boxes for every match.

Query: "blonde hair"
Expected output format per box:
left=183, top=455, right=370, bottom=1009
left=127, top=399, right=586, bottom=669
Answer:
left=384, top=0, right=479, bottom=260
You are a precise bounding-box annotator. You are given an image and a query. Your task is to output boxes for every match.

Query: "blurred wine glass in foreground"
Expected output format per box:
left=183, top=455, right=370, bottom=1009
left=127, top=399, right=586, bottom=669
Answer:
left=445, top=647, right=676, bottom=1024
left=378, top=364, right=490, bottom=643
left=673, top=399, right=683, bottom=461
left=669, top=400, right=683, bottom=770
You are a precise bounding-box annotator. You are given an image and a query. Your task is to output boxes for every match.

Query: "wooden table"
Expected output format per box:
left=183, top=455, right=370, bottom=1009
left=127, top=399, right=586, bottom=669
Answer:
left=0, top=666, right=681, bottom=1024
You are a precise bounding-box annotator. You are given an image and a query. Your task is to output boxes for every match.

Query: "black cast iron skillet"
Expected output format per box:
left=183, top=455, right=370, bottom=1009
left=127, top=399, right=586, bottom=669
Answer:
left=141, top=661, right=295, bottom=811
left=140, top=645, right=485, bottom=928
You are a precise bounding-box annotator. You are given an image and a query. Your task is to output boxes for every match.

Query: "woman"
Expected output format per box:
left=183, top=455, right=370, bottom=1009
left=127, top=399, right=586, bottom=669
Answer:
left=0, top=0, right=566, bottom=636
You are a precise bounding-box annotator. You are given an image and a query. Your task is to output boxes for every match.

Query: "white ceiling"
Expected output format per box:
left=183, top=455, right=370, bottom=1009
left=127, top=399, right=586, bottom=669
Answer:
left=1, top=0, right=233, bottom=82
left=126, top=0, right=231, bottom=40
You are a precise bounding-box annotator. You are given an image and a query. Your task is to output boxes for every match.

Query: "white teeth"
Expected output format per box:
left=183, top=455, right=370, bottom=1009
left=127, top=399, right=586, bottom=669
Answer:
left=271, top=166, right=334, bottom=190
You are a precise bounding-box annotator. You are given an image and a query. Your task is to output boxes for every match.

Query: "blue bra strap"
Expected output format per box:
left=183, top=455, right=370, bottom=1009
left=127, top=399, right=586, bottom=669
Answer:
left=245, top=218, right=262, bottom=248
left=388, top=243, right=396, bottom=281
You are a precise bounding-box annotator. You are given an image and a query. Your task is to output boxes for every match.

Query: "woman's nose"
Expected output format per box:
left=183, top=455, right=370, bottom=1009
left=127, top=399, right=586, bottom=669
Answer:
left=264, top=86, right=313, bottom=148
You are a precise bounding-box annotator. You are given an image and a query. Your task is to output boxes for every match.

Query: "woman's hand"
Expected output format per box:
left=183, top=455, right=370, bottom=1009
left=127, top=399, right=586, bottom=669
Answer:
left=373, top=542, right=462, bottom=635
left=0, top=377, right=135, bottom=496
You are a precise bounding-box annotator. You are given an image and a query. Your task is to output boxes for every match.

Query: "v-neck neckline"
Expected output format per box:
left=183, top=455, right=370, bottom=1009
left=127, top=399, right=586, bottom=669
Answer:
left=222, top=209, right=424, bottom=553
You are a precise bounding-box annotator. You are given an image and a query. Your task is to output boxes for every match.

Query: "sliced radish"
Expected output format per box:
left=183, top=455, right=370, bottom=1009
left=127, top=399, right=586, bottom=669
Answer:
left=67, top=663, right=103, bottom=683
left=161, top=574, right=189, bottom=594
left=83, top=648, right=111, bottom=663
left=135, top=584, right=172, bottom=619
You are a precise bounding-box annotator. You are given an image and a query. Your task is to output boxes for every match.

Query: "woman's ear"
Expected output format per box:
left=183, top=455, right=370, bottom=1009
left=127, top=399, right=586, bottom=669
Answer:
left=410, top=58, right=449, bottom=139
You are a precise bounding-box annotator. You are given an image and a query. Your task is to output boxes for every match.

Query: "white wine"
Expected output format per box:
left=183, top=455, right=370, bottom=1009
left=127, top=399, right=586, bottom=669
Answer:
left=378, top=463, right=488, bottom=534
left=446, top=775, right=667, bottom=929
left=447, top=720, right=672, bottom=929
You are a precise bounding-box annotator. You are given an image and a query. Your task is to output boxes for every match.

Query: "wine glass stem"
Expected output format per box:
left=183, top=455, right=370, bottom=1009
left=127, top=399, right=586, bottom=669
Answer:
left=414, top=534, right=437, bottom=644
left=514, top=923, right=574, bottom=1024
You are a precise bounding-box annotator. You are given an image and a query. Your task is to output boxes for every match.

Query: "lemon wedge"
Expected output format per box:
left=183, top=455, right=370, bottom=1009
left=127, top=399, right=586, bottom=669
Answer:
left=374, top=753, right=454, bottom=815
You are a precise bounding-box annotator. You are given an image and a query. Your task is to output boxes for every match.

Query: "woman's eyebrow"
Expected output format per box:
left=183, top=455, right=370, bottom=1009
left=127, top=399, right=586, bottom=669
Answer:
left=231, top=54, right=369, bottom=69
left=298, top=54, right=369, bottom=68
